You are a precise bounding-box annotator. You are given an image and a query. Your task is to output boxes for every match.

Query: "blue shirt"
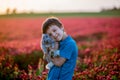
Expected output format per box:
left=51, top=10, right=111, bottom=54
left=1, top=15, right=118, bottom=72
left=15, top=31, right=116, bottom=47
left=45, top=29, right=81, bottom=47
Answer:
left=47, top=36, right=78, bottom=80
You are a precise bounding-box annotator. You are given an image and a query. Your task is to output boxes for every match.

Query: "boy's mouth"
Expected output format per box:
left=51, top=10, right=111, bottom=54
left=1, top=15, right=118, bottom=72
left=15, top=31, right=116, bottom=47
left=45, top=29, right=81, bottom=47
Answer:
left=54, top=34, right=58, bottom=40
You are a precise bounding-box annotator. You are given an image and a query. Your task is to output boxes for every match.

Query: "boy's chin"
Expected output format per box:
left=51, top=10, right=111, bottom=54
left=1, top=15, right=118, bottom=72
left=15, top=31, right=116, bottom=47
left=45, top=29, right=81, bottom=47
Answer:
left=54, top=38, right=59, bottom=42
left=56, top=37, right=62, bottom=41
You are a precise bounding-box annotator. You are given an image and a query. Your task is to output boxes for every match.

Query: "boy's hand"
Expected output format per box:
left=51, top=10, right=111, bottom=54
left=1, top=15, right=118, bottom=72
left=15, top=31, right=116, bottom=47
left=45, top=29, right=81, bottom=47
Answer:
left=43, top=53, right=48, bottom=60
left=43, top=53, right=52, bottom=62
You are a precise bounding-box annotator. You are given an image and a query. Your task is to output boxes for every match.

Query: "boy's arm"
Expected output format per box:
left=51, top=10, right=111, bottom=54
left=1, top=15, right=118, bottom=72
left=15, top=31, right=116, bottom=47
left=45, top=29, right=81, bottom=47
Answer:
left=50, top=42, right=64, bottom=66
left=51, top=57, right=66, bottom=67
left=51, top=42, right=74, bottom=67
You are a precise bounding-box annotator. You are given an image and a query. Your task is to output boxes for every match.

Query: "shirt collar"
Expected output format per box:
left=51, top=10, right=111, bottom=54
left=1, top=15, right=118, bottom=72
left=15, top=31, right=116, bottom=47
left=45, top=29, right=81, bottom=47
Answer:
left=60, top=35, right=71, bottom=45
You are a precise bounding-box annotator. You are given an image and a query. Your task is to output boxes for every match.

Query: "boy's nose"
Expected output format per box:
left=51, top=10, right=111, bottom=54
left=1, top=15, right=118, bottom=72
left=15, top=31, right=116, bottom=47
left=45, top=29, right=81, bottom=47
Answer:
left=51, top=32, right=56, bottom=37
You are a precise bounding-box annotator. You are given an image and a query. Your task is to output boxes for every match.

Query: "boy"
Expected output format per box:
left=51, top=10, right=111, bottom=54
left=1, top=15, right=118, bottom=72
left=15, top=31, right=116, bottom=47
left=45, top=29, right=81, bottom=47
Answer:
left=41, top=17, right=78, bottom=80
left=41, top=34, right=59, bottom=69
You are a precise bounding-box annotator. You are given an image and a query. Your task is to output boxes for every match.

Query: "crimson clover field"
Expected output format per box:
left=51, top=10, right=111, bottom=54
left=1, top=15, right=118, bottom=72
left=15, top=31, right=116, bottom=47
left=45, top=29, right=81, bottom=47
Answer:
left=0, top=15, right=120, bottom=80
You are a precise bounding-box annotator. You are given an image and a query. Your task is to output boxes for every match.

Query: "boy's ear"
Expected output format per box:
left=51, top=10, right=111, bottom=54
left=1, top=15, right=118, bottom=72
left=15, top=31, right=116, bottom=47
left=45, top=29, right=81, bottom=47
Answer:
left=61, top=27, right=64, bottom=31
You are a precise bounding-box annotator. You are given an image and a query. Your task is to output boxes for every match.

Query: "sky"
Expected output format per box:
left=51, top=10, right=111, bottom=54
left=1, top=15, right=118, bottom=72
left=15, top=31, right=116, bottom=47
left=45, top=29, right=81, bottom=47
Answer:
left=0, top=0, right=120, bottom=14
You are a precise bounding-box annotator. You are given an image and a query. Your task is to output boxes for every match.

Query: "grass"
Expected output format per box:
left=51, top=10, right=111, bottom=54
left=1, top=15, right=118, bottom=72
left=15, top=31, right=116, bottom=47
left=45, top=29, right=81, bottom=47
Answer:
left=0, top=10, right=120, bottom=18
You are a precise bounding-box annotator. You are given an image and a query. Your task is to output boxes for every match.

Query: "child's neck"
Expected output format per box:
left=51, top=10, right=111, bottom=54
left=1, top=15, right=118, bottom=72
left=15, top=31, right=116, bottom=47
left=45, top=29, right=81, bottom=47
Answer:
left=62, top=32, right=68, bottom=41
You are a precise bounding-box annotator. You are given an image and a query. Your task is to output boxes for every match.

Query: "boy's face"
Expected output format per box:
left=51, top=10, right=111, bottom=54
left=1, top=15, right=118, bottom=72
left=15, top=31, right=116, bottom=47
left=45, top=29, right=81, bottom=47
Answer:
left=46, top=25, right=64, bottom=42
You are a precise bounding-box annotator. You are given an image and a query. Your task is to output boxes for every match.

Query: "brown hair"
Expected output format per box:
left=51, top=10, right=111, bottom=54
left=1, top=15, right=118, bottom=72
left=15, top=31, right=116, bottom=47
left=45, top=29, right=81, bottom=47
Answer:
left=41, top=17, right=63, bottom=34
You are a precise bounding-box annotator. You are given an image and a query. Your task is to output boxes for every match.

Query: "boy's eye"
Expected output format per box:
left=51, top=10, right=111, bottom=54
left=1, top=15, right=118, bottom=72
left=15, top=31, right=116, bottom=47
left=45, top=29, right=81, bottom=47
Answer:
left=49, top=34, right=52, bottom=36
left=53, top=29, right=56, bottom=32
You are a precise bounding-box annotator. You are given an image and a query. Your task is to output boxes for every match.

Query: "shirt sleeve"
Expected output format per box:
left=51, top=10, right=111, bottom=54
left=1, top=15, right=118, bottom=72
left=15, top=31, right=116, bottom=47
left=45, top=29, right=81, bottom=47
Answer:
left=54, top=50, right=60, bottom=56
left=60, top=43, right=74, bottom=60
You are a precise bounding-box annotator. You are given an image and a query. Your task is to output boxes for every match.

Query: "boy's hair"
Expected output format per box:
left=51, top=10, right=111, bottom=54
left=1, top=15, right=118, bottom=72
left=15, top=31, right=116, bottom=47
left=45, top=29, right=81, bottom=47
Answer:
left=42, top=17, right=63, bottom=34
